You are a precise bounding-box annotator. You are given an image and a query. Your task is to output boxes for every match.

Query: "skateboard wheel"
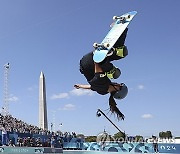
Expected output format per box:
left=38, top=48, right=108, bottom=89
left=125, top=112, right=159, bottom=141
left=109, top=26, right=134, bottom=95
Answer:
left=93, top=42, right=98, bottom=48
left=103, top=43, right=110, bottom=48
left=113, top=16, right=118, bottom=20
left=127, top=15, right=131, bottom=19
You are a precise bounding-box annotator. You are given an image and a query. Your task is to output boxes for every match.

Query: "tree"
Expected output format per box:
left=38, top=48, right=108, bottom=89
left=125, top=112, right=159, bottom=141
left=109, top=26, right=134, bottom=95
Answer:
left=135, top=135, right=144, bottom=142
left=113, top=131, right=126, bottom=141
left=159, top=131, right=173, bottom=138
left=85, top=136, right=97, bottom=142
left=166, top=131, right=172, bottom=138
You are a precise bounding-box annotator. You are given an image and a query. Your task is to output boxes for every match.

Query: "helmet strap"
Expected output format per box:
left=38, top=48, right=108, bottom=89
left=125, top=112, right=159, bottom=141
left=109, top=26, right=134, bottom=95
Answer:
left=111, top=83, right=119, bottom=92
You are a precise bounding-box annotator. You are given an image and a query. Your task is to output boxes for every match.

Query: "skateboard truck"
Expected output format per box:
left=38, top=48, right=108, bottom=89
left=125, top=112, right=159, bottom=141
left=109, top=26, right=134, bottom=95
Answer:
left=93, top=42, right=110, bottom=49
left=113, top=15, right=131, bottom=23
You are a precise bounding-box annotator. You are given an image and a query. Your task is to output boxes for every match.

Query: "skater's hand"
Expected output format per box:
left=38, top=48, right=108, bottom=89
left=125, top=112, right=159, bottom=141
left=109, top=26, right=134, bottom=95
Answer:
left=74, top=84, right=81, bottom=89
left=74, top=84, right=91, bottom=89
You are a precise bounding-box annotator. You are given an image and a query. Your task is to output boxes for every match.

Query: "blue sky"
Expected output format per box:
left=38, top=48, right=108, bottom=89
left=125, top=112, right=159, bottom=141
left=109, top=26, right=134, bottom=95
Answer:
left=0, top=0, right=180, bottom=137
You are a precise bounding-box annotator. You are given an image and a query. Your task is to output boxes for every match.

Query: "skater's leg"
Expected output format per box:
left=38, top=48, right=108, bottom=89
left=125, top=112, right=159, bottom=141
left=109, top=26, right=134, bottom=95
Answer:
left=113, top=28, right=128, bottom=48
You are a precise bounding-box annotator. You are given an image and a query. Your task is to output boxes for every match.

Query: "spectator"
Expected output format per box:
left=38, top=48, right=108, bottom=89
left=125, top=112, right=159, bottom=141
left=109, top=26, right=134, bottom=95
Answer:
left=152, top=136, right=159, bottom=153
left=50, top=136, right=55, bottom=148
left=0, top=124, right=8, bottom=146
left=0, top=113, right=82, bottom=148
left=8, top=139, right=15, bottom=147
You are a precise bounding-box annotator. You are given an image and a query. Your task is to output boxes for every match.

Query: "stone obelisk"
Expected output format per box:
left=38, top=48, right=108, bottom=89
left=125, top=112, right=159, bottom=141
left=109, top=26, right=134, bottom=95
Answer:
left=39, top=71, right=48, bottom=130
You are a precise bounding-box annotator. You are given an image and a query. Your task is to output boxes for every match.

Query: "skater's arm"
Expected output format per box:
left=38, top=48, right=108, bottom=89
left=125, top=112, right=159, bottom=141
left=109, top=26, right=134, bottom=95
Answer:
left=74, top=84, right=91, bottom=89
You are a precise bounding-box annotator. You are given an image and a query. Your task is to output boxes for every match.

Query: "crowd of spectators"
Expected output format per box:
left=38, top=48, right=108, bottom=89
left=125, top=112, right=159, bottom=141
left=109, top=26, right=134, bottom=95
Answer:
left=0, top=113, right=51, bottom=135
left=0, top=113, right=79, bottom=147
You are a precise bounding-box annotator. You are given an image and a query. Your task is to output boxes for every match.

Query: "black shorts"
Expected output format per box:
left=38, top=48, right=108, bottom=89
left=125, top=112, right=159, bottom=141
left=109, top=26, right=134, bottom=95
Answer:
left=89, top=73, right=111, bottom=95
left=79, top=52, right=95, bottom=81
left=79, top=52, right=114, bottom=81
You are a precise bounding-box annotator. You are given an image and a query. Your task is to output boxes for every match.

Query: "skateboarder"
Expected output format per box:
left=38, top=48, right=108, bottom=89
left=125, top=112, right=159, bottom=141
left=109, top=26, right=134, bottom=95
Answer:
left=74, top=29, right=128, bottom=120
left=74, top=62, right=127, bottom=120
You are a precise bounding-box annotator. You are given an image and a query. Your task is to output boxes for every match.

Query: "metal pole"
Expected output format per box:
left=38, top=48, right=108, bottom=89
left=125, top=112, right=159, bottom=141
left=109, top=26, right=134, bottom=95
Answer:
left=3, top=63, right=10, bottom=116
left=97, top=109, right=123, bottom=133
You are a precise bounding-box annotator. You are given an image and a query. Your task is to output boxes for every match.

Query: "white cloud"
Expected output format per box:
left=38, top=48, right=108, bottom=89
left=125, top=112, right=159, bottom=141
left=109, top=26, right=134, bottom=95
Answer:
left=8, top=94, right=19, bottom=102
left=70, top=88, right=94, bottom=96
left=50, top=88, right=94, bottom=100
left=137, top=84, right=145, bottom=90
left=141, top=114, right=153, bottom=119
left=50, top=93, right=69, bottom=100
left=27, top=85, right=38, bottom=91
left=59, top=103, right=76, bottom=111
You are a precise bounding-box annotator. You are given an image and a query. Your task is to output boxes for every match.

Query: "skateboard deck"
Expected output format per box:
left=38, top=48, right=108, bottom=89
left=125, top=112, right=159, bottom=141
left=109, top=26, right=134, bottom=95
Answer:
left=93, top=11, right=137, bottom=63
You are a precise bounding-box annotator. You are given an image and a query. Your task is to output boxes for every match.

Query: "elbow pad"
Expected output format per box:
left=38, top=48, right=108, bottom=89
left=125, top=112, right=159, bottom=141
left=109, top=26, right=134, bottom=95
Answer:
left=106, top=67, right=121, bottom=79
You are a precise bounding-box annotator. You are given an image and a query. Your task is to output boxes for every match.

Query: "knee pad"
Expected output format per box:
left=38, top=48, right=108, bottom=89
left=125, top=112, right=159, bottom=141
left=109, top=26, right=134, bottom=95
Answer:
left=116, top=45, right=128, bottom=58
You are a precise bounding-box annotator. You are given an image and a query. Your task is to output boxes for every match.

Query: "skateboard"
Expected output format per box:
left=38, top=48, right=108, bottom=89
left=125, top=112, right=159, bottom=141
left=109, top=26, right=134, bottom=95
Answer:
left=93, top=11, right=137, bottom=63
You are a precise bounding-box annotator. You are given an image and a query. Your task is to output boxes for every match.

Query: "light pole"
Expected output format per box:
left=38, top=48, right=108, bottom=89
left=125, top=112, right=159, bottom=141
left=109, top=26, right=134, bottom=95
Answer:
left=2, top=63, right=10, bottom=116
